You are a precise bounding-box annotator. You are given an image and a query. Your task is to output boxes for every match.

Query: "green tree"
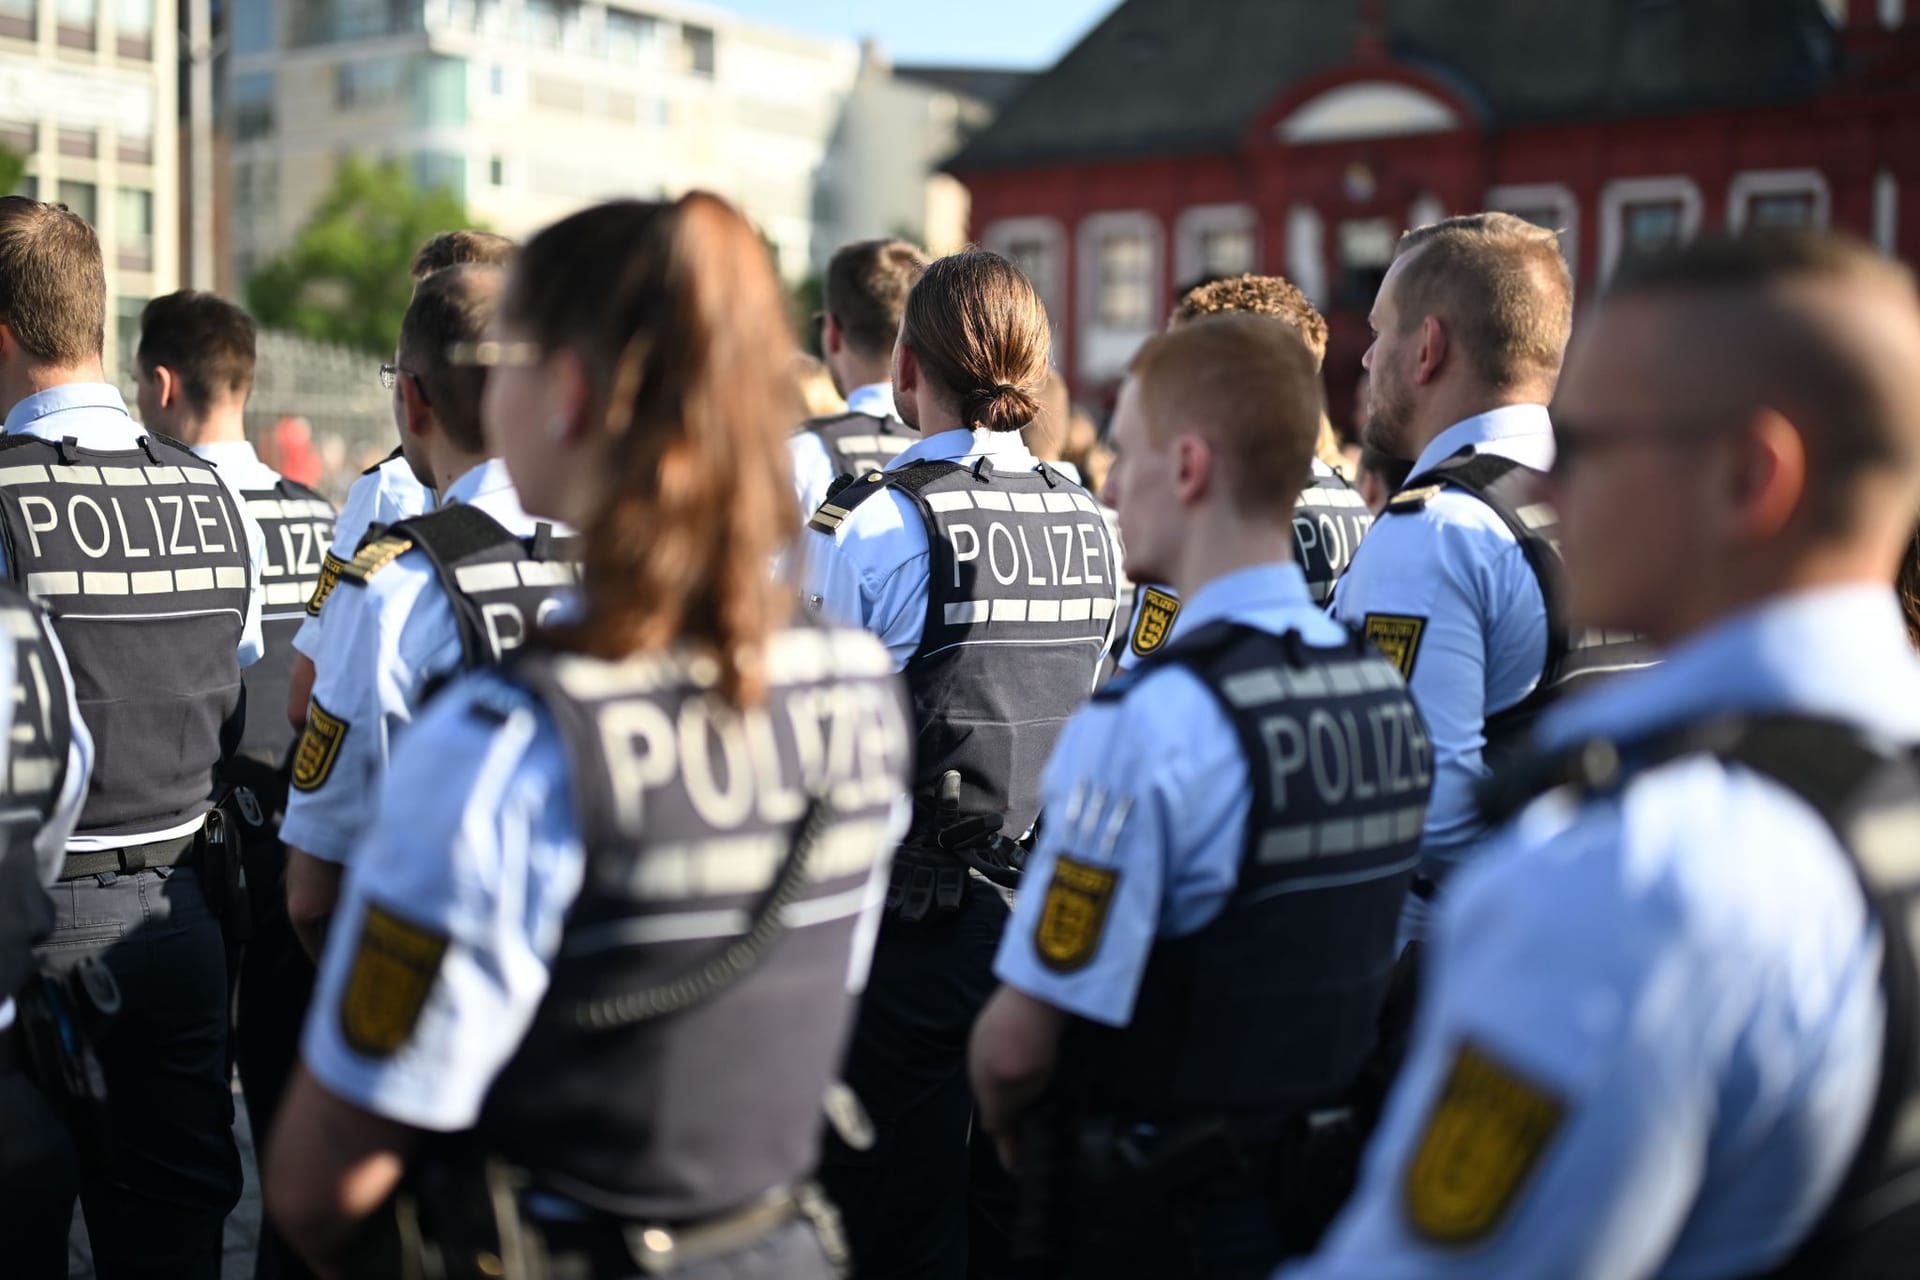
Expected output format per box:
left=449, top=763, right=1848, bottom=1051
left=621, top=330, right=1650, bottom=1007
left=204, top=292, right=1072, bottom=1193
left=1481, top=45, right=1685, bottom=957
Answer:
left=0, top=144, right=25, bottom=199
left=247, top=156, right=476, bottom=355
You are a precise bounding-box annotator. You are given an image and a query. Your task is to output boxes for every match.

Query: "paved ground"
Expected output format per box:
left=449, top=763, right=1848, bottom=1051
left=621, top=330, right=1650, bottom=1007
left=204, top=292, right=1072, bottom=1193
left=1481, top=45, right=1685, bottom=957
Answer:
left=68, top=1076, right=263, bottom=1280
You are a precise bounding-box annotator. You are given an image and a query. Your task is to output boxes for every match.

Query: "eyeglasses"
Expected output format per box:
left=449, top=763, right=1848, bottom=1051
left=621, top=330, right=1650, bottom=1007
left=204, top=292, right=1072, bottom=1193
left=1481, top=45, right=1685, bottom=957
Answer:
left=378, top=363, right=431, bottom=406
left=446, top=340, right=544, bottom=368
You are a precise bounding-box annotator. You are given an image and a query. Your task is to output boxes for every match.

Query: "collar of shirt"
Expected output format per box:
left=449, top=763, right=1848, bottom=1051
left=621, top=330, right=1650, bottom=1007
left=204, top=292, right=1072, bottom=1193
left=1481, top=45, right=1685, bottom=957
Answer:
left=190, top=439, right=283, bottom=489
left=1539, top=583, right=1920, bottom=750
left=888, top=426, right=1037, bottom=472
left=844, top=382, right=896, bottom=419
left=1411, top=403, right=1555, bottom=478
left=1174, top=562, right=1318, bottom=638
left=441, top=457, right=515, bottom=506
left=3, top=382, right=137, bottom=442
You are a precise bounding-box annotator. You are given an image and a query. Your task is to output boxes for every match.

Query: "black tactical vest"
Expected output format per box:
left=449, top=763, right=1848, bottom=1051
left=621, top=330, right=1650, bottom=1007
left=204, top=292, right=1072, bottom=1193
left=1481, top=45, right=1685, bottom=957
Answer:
left=800, top=410, right=915, bottom=483
left=0, top=582, right=71, bottom=1000
left=1479, top=715, right=1920, bottom=1278
left=1294, top=465, right=1374, bottom=605
left=1389, top=451, right=1652, bottom=761
left=1066, top=620, right=1431, bottom=1118
left=343, top=504, right=577, bottom=669
left=481, top=624, right=911, bottom=1219
left=0, top=433, right=249, bottom=837
left=810, top=457, right=1116, bottom=837
left=237, top=477, right=335, bottom=764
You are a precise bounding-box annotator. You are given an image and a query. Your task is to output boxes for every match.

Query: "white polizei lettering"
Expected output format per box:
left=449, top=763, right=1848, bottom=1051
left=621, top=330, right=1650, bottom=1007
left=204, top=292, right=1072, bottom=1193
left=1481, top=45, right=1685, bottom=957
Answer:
left=1062, top=598, right=1093, bottom=622
left=1016, top=526, right=1047, bottom=586
left=0, top=465, right=49, bottom=486
left=1293, top=513, right=1322, bottom=567
left=974, top=491, right=1012, bottom=512
left=143, top=466, right=183, bottom=486
left=947, top=523, right=980, bottom=590
left=187, top=494, right=226, bottom=552
left=1092, top=597, right=1115, bottom=620
left=990, top=598, right=1027, bottom=623
left=1049, top=525, right=1081, bottom=586
left=1010, top=492, right=1045, bottom=513
left=682, top=699, right=755, bottom=830
left=534, top=596, right=567, bottom=628
left=130, top=570, right=172, bottom=595
left=1261, top=714, right=1310, bottom=809
left=744, top=707, right=807, bottom=824
left=214, top=491, right=239, bottom=551
left=481, top=602, right=528, bottom=656
left=158, top=495, right=192, bottom=554
left=1076, top=522, right=1106, bottom=584
left=456, top=563, right=519, bottom=593
left=601, top=699, right=677, bottom=834
left=1338, top=709, right=1378, bottom=800
left=1028, top=599, right=1061, bottom=622
left=1041, top=521, right=1064, bottom=583
left=986, top=522, right=1021, bottom=585
left=68, top=496, right=111, bottom=559
left=18, top=496, right=55, bottom=557
left=49, top=465, right=101, bottom=485
left=82, top=571, right=129, bottom=596
left=1308, top=709, right=1353, bottom=805
left=175, top=567, right=214, bottom=591
left=1042, top=492, right=1077, bottom=513
left=945, top=600, right=987, bottom=626
left=110, top=498, right=150, bottom=559
left=783, top=688, right=828, bottom=792
left=926, top=491, right=974, bottom=513
left=100, top=468, right=145, bottom=487
left=26, top=572, right=77, bottom=597
left=272, top=524, right=298, bottom=577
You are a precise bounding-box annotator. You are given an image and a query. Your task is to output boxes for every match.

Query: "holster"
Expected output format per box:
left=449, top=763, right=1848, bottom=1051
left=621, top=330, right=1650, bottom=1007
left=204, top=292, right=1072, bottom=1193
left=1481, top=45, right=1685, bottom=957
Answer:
left=15, top=956, right=119, bottom=1171
left=391, top=1151, right=548, bottom=1280
left=198, top=802, right=251, bottom=947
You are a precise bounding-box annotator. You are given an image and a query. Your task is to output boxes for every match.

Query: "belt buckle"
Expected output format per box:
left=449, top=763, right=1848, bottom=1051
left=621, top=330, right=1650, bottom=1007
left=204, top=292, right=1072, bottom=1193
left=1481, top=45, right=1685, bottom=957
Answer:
left=624, top=1224, right=679, bottom=1276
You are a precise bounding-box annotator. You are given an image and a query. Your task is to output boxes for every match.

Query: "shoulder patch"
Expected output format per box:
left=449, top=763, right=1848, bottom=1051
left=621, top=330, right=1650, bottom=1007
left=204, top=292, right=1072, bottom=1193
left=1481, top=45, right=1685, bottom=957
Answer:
left=341, top=534, right=414, bottom=585
left=306, top=550, right=349, bottom=617
left=1387, top=483, right=1445, bottom=515
left=338, top=903, right=449, bottom=1059
left=807, top=470, right=891, bottom=535
left=290, top=698, right=350, bottom=793
left=1405, top=1041, right=1566, bottom=1246
left=1129, top=586, right=1181, bottom=659
left=1364, top=613, right=1427, bottom=680
left=1034, top=855, right=1119, bottom=973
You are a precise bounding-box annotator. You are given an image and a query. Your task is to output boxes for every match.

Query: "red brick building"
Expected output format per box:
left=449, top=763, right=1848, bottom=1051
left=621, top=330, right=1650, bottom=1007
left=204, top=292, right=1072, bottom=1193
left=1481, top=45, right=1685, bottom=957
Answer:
left=948, top=0, right=1920, bottom=418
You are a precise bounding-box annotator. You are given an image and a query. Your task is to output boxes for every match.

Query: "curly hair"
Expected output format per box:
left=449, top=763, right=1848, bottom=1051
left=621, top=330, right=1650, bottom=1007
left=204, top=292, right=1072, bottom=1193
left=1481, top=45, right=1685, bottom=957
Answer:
left=1169, top=274, right=1329, bottom=368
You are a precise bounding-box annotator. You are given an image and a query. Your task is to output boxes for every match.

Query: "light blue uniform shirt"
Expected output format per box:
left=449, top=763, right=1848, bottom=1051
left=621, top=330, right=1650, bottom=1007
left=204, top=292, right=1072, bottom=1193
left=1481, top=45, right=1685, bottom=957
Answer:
left=281, top=459, right=557, bottom=866
left=292, top=450, right=433, bottom=660
left=1286, top=584, right=1908, bottom=1280
left=303, top=663, right=903, bottom=1132
left=1329, top=405, right=1553, bottom=929
left=789, top=382, right=897, bottom=518
left=994, top=563, right=1347, bottom=1026
left=3, top=385, right=262, bottom=852
left=803, top=426, right=1120, bottom=672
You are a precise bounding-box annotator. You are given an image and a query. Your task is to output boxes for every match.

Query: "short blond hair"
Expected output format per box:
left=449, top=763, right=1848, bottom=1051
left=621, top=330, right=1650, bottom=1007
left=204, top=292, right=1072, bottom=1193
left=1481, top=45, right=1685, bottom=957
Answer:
left=1129, top=312, right=1321, bottom=519
left=1170, top=273, right=1329, bottom=368
left=1392, top=212, right=1572, bottom=393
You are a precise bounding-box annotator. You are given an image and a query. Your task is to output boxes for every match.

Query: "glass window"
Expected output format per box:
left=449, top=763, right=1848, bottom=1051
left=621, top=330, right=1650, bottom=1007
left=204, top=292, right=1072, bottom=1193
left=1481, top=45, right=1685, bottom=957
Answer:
left=113, top=294, right=145, bottom=379
left=608, top=9, right=659, bottom=63
left=1006, top=236, right=1059, bottom=320
left=291, top=0, right=422, bottom=47
left=489, top=154, right=504, bottom=186
left=412, top=150, right=465, bottom=200
left=1748, top=192, right=1817, bottom=229
left=488, top=63, right=506, bottom=96
left=233, top=72, right=276, bottom=141
left=1199, top=227, right=1256, bottom=277
left=413, top=56, right=469, bottom=129
left=0, top=120, right=37, bottom=157
left=337, top=57, right=409, bottom=111
left=231, top=0, right=273, bottom=55
left=683, top=23, right=715, bottom=76
left=117, top=122, right=153, bottom=166
left=116, top=188, right=152, bottom=272
left=1336, top=217, right=1396, bottom=308
left=57, top=0, right=96, bottom=48
left=57, top=127, right=98, bottom=159
left=0, top=0, right=34, bottom=39
left=1096, top=232, right=1152, bottom=328
left=57, top=180, right=97, bottom=227
left=1622, top=200, right=1684, bottom=258
left=524, top=0, right=560, bottom=45
left=116, top=0, right=152, bottom=37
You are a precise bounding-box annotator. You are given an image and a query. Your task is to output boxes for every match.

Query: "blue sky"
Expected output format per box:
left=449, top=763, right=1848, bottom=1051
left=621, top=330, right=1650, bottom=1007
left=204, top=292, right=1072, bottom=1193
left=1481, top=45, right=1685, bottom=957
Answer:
left=712, top=0, right=1118, bottom=68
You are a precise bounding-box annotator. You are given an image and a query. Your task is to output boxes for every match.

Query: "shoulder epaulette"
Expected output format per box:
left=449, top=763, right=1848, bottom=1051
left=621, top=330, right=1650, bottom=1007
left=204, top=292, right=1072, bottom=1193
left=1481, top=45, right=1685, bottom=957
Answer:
left=341, top=534, right=414, bottom=585
left=1386, top=483, right=1445, bottom=515
left=807, top=470, right=893, bottom=534
left=362, top=445, right=405, bottom=477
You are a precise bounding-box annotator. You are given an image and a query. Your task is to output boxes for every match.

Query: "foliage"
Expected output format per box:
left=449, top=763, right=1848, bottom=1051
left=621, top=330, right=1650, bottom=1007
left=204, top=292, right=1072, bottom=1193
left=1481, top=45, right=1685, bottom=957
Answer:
left=0, top=143, right=24, bottom=200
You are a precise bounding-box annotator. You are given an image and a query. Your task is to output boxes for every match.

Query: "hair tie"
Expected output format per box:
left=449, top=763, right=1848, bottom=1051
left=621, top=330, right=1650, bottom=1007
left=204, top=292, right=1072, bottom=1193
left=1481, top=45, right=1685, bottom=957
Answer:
left=994, top=382, right=1017, bottom=395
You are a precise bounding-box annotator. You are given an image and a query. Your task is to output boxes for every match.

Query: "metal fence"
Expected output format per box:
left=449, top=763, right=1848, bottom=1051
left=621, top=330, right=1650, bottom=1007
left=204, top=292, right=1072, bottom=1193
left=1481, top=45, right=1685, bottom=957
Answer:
left=241, top=329, right=396, bottom=502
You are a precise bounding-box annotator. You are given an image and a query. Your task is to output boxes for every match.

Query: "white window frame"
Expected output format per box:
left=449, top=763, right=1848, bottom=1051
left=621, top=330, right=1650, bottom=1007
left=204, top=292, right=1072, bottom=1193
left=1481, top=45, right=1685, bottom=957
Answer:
left=1173, top=203, right=1259, bottom=286
left=1286, top=203, right=1327, bottom=309
left=1599, top=176, right=1703, bottom=281
left=1726, top=168, right=1831, bottom=234
left=1876, top=168, right=1899, bottom=256
left=981, top=215, right=1067, bottom=326
left=1487, top=182, right=1579, bottom=270
left=1075, top=209, right=1163, bottom=383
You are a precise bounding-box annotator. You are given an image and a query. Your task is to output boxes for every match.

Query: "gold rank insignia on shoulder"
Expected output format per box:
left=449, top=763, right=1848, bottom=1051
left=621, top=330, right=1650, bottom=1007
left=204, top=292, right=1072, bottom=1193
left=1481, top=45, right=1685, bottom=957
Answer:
left=1035, top=855, right=1119, bottom=973
left=1364, top=613, right=1427, bottom=680
left=1387, top=484, right=1445, bottom=515
left=339, top=903, right=449, bottom=1059
left=342, top=535, right=414, bottom=585
left=1130, top=586, right=1181, bottom=658
left=290, top=697, right=349, bottom=793
left=1405, top=1041, right=1565, bottom=1245
left=807, top=502, right=853, bottom=535
left=306, top=551, right=349, bottom=616
left=806, top=472, right=887, bottom=536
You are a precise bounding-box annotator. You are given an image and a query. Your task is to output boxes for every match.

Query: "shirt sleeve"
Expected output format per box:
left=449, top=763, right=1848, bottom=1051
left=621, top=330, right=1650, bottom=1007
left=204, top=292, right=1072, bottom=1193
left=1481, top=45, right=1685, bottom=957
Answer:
left=798, top=493, right=930, bottom=672
left=789, top=432, right=837, bottom=521
left=301, top=678, right=585, bottom=1132
left=215, top=468, right=269, bottom=668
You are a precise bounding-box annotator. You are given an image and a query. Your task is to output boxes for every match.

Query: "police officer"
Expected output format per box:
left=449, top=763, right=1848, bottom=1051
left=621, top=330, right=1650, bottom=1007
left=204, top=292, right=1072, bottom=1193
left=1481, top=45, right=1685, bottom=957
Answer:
left=803, top=250, right=1120, bottom=1277
left=791, top=238, right=927, bottom=514
left=265, top=193, right=909, bottom=1280
left=282, top=230, right=513, bottom=732
left=1329, top=213, right=1645, bottom=940
left=133, top=288, right=335, bottom=1280
left=1112, top=275, right=1374, bottom=674
left=1284, top=232, right=1920, bottom=1278
left=282, top=263, right=574, bottom=960
left=969, top=314, right=1430, bottom=1280
left=0, top=196, right=267, bottom=1276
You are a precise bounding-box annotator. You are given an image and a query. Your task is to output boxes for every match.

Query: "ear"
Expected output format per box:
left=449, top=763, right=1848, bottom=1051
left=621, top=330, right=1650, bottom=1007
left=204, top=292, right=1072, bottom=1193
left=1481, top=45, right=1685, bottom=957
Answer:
left=1173, top=433, right=1213, bottom=507
left=397, top=371, right=434, bottom=441
left=894, top=340, right=920, bottom=400
left=1721, top=407, right=1807, bottom=542
left=545, top=349, right=594, bottom=444
left=1415, top=315, right=1449, bottom=386
left=153, top=365, right=177, bottom=411
left=823, top=313, right=844, bottom=358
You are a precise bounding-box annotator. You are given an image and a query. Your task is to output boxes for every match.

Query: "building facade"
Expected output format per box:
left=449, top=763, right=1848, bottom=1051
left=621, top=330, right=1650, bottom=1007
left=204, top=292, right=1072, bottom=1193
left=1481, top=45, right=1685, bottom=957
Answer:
left=951, top=0, right=1920, bottom=418
left=0, top=0, right=178, bottom=379
left=225, top=0, right=859, bottom=285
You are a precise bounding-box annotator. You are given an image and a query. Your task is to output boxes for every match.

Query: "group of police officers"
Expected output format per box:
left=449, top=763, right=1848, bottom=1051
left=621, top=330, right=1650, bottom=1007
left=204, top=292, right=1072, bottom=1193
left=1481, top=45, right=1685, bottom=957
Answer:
left=0, top=183, right=1912, bottom=1280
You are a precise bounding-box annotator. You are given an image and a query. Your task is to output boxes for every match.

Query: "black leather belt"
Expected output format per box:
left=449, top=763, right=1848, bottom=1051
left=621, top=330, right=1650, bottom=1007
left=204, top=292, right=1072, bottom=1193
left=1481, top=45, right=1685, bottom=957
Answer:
left=60, top=831, right=199, bottom=882
left=542, top=1187, right=803, bottom=1278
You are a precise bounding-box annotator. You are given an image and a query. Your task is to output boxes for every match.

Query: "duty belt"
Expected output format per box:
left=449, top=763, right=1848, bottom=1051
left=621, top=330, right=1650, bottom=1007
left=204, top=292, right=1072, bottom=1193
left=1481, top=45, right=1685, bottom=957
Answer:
left=60, top=831, right=199, bottom=881
left=540, top=1186, right=807, bottom=1278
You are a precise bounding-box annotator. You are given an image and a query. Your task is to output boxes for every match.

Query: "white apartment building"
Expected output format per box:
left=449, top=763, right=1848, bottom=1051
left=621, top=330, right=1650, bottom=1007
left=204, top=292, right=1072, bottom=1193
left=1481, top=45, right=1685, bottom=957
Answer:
left=225, top=0, right=859, bottom=286
left=0, top=0, right=178, bottom=377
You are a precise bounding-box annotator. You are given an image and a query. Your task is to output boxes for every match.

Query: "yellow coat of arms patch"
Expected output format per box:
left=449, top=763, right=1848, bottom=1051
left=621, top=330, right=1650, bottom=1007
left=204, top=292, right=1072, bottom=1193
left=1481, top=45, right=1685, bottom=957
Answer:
left=1405, top=1041, right=1565, bottom=1245
left=290, top=698, right=349, bottom=793
left=306, top=551, right=348, bottom=617
left=1035, top=855, right=1119, bottom=973
left=1130, top=587, right=1181, bottom=659
left=1364, top=613, right=1428, bottom=681
left=339, top=904, right=449, bottom=1059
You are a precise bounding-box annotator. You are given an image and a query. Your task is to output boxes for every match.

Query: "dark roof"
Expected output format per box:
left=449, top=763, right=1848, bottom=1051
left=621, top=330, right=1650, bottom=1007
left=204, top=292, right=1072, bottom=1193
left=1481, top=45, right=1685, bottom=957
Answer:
left=947, top=0, right=1841, bottom=172
left=892, top=64, right=1034, bottom=109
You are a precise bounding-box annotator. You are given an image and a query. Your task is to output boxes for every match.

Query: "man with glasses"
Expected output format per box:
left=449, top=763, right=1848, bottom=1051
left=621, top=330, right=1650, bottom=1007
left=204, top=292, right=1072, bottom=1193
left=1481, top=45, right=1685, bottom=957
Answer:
left=282, top=265, right=575, bottom=961
left=1329, top=213, right=1646, bottom=942
left=1283, top=229, right=1920, bottom=1280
